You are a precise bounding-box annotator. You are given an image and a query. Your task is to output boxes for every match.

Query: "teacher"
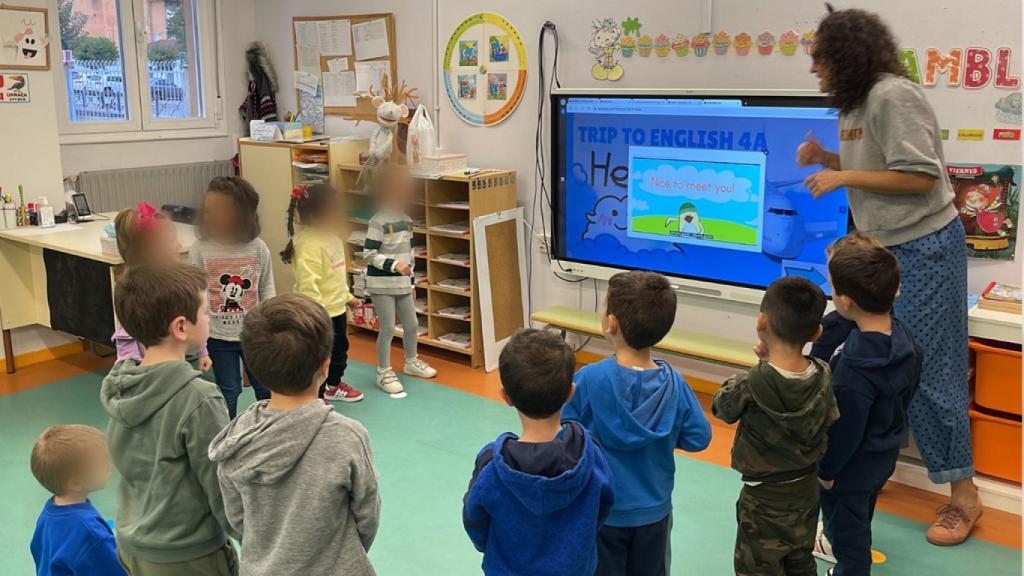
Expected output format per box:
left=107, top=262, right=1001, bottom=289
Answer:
left=798, top=7, right=980, bottom=546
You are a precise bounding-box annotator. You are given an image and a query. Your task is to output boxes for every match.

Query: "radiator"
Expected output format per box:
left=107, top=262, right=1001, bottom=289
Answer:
left=76, top=160, right=233, bottom=214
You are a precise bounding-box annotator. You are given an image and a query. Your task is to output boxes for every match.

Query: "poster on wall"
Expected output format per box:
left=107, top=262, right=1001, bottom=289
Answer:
left=443, top=12, right=526, bottom=126
left=0, top=73, right=29, bottom=102
left=0, top=5, right=50, bottom=70
left=947, top=163, right=1020, bottom=261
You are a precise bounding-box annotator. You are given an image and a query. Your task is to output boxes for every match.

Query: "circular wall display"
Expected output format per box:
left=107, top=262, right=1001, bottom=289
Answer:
left=443, top=12, right=527, bottom=126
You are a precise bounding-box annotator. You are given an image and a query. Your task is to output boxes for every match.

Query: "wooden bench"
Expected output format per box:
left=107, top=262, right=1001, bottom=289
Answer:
left=531, top=305, right=758, bottom=376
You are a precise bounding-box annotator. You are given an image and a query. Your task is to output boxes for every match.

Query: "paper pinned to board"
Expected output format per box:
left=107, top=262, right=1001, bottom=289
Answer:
left=299, top=85, right=325, bottom=133
left=317, top=19, right=352, bottom=56
left=294, top=21, right=319, bottom=47
left=352, top=18, right=390, bottom=61
left=296, top=43, right=321, bottom=75
left=354, top=60, right=390, bottom=94
left=294, top=71, right=319, bottom=95
left=326, top=57, right=349, bottom=72
left=323, top=71, right=357, bottom=107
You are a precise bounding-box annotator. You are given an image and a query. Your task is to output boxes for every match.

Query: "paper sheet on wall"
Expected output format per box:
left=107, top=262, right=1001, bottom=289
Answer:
left=294, top=21, right=319, bottom=47
left=323, top=71, right=357, bottom=107
left=317, top=19, right=352, bottom=56
left=352, top=18, right=390, bottom=60
left=299, top=85, right=325, bottom=133
left=294, top=71, right=319, bottom=95
left=296, top=44, right=321, bottom=75
left=326, top=57, right=349, bottom=72
left=354, top=60, right=390, bottom=94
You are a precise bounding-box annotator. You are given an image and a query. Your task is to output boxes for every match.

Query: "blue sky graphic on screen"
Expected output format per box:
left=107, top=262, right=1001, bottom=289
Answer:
left=555, top=96, right=849, bottom=295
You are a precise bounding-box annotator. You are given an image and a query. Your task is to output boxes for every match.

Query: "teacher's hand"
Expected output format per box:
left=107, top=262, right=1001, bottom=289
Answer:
left=804, top=169, right=846, bottom=199
left=796, top=131, right=825, bottom=167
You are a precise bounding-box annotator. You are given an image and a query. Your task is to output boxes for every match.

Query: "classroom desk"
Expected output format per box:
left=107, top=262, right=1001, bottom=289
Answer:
left=0, top=213, right=195, bottom=373
left=530, top=305, right=758, bottom=369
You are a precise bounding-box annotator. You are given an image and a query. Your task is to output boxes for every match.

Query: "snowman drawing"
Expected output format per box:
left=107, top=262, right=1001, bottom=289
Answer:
left=665, top=203, right=704, bottom=236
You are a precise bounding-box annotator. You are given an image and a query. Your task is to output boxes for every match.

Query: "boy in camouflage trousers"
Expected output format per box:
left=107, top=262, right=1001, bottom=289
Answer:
left=713, top=277, right=839, bottom=575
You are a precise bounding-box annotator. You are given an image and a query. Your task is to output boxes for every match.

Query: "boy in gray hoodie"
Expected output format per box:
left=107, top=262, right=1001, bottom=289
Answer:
left=209, top=293, right=380, bottom=576
left=101, top=262, right=238, bottom=575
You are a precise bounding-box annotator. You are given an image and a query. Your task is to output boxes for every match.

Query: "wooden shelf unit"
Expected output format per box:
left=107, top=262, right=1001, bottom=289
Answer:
left=338, top=163, right=517, bottom=367
left=238, top=138, right=368, bottom=294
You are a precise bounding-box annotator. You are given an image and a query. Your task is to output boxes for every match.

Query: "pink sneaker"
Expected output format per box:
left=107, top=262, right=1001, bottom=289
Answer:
left=324, top=383, right=364, bottom=402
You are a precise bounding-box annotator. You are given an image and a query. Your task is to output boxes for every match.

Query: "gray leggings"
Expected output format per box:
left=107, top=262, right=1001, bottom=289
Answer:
left=372, top=292, right=419, bottom=369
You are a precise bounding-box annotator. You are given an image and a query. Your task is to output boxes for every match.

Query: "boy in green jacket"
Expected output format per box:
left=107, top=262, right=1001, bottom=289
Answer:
left=101, top=262, right=238, bottom=575
left=713, top=276, right=839, bottom=576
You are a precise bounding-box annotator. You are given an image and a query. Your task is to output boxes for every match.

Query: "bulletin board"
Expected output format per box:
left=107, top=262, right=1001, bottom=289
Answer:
left=0, top=4, right=50, bottom=70
left=473, top=208, right=528, bottom=372
left=291, top=12, right=397, bottom=119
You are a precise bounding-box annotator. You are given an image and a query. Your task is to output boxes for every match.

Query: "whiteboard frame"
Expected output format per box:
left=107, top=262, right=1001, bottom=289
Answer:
left=473, top=207, right=529, bottom=372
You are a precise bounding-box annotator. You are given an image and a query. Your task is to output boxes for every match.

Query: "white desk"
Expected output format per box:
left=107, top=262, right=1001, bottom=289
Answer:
left=0, top=213, right=195, bottom=372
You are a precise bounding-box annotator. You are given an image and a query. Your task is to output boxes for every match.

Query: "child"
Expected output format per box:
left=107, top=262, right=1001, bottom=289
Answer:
left=101, top=262, right=238, bottom=575
left=112, top=202, right=211, bottom=371
left=30, top=425, right=127, bottom=576
left=280, top=183, right=362, bottom=402
left=209, top=293, right=381, bottom=575
left=463, top=329, right=614, bottom=576
left=364, top=165, right=436, bottom=395
left=712, top=276, right=838, bottom=576
left=812, top=232, right=921, bottom=576
left=563, top=270, right=711, bottom=576
left=190, top=176, right=276, bottom=418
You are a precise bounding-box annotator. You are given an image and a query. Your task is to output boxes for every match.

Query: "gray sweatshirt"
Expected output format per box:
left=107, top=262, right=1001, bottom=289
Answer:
left=100, top=359, right=235, bottom=563
left=189, top=238, right=276, bottom=341
left=838, top=74, right=958, bottom=246
left=208, top=400, right=380, bottom=576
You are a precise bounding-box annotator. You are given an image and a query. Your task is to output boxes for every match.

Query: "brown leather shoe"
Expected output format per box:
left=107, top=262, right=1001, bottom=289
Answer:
left=926, top=504, right=983, bottom=546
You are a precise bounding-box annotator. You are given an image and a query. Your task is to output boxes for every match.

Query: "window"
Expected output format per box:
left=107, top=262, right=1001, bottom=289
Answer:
left=55, top=0, right=221, bottom=135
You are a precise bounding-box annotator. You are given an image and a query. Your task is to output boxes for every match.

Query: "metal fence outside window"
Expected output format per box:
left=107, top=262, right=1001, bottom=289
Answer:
left=65, top=59, right=191, bottom=122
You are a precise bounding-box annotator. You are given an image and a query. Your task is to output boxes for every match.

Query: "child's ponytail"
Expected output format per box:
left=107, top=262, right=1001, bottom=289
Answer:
left=280, top=187, right=303, bottom=264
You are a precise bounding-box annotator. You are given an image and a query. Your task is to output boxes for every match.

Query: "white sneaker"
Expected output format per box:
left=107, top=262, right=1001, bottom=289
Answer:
left=813, top=522, right=837, bottom=564
left=404, top=356, right=437, bottom=378
left=376, top=369, right=405, bottom=394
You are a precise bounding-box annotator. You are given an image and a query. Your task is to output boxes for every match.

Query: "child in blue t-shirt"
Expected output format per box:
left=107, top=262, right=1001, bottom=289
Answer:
left=563, top=270, right=712, bottom=576
left=29, top=425, right=126, bottom=576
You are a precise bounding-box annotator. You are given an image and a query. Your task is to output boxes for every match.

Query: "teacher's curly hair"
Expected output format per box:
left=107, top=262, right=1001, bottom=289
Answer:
left=814, top=6, right=907, bottom=113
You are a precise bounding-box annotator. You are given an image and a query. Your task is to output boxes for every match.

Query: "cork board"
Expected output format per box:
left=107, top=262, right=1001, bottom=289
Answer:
left=291, top=13, right=397, bottom=117
left=474, top=208, right=528, bottom=372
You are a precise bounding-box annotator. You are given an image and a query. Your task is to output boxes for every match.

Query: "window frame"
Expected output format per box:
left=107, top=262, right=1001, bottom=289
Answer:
left=52, top=0, right=225, bottom=140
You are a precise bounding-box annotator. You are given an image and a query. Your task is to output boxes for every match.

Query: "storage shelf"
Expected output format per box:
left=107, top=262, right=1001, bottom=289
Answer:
left=428, top=229, right=471, bottom=240
left=430, top=257, right=471, bottom=268
left=347, top=320, right=472, bottom=355
left=429, top=285, right=472, bottom=297
left=431, top=312, right=472, bottom=322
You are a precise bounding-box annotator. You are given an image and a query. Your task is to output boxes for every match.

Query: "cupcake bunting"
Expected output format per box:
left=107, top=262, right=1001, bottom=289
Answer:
left=779, top=30, right=800, bottom=56
left=757, top=31, right=776, bottom=56
left=691, top=33, right=710, bottom=57
left=734, top=32, right=752, bottom=56
left=713, top=31, right=731, bottom=56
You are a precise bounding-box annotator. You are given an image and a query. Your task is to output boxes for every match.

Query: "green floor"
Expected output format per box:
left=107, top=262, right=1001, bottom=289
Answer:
left=2, top=362, right=1020, bottom=575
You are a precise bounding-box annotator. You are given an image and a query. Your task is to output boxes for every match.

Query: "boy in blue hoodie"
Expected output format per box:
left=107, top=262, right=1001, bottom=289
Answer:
left=563, top=270, right=712, bottom=576
left=463, top=329, right=614, bottom=576
left=812, top=232, right=921, bottom=576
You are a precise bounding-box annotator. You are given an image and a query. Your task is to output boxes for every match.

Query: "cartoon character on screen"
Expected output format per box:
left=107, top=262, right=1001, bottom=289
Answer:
left=582, top=195, right=627, bottom=239
left=761, top=185, right=839, bottom=260
left=589, top=18, right=624, bottom=81
left=219, top=270, right=253, bottom=313
left=665, top=202, right=705, bottom=236
left=961, top=177, right=1014, bottom=237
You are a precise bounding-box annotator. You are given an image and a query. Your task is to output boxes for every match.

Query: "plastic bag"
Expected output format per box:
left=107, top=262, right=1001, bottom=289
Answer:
left=406, top=104, right=436, bottom=169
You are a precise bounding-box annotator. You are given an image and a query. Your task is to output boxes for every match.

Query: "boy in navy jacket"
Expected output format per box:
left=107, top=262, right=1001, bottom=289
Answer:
left=563, top=271, right=711, bottom=576
left=463, top=329, right=614, bottom=576
left=813, top=232, right=921, bottom=576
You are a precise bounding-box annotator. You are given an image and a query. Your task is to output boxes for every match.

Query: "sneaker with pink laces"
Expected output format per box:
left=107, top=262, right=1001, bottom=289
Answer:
left=324, top=383, right=364, bottom=403
left=926, top=504, right=983, bottom=546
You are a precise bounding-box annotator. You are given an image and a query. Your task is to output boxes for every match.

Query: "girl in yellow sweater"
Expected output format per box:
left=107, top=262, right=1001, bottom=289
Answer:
left=281, top=184, right=363, bottom=402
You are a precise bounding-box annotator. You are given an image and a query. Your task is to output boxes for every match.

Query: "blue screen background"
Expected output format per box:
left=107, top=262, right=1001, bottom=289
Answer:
left=556, top=97, right=849, bottom=295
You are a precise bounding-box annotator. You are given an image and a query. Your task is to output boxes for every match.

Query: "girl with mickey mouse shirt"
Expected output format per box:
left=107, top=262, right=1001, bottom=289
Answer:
left=190, top=176, right=276, bottom=418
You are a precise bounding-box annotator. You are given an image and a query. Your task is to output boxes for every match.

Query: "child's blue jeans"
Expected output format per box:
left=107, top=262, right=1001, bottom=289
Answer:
left=207, top=337, right=269, bottom=419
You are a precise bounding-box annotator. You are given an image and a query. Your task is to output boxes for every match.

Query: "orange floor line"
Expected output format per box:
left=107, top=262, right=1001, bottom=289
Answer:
left=0, top=351, right=114, bottom=397
left=351, top=333, right=1022, bottom=550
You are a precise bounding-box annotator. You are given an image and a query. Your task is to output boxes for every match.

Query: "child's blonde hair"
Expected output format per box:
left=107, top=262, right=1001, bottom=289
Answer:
left=115, top=203, right=168, bottom=267
left=30, top=425, right=107, bottom=496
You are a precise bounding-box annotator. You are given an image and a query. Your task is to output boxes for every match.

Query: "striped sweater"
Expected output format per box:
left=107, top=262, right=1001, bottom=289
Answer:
left=364, top=210, right=415, bottom=295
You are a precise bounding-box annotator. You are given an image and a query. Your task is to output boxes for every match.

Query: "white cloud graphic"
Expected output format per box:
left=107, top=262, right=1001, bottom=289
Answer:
left=631, top=198, right=649, bottom=211
left=635, top=164, right=752, bottom=203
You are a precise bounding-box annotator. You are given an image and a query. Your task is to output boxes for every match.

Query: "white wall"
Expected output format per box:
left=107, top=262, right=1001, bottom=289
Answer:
left=260, top=0, right=1021, bottom=367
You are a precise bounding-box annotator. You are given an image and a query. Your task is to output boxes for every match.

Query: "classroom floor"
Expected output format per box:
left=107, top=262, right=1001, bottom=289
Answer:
left=1, top=335, right=1021, bottom=575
